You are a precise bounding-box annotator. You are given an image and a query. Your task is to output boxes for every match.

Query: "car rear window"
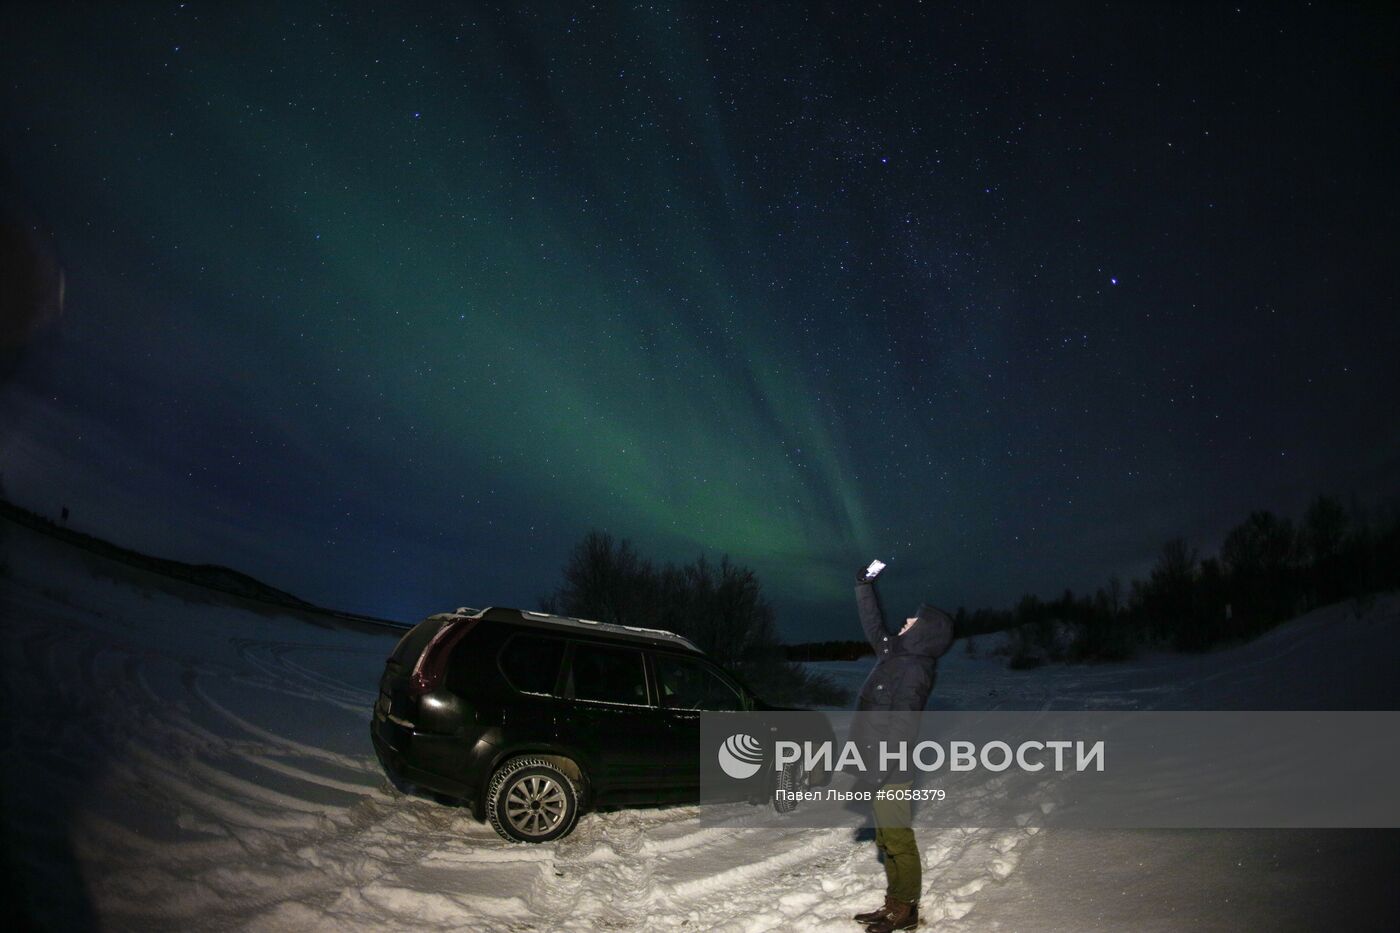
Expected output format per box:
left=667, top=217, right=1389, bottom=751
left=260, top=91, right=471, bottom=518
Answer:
left=499, top=635, right=566, bottom=695
left=567, top=643, right=648, bottom=706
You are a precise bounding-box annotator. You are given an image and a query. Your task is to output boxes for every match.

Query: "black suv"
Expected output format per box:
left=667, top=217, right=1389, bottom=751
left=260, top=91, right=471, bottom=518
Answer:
left=370, top=606, right=825, bottom=842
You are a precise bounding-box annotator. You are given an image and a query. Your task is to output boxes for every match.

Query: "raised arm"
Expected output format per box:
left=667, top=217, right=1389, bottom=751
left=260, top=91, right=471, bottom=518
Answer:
left=855, top=578, right=895, bottom=651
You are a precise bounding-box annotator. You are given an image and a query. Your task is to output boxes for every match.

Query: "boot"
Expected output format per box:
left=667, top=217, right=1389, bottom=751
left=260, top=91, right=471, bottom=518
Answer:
left=853, top=896, right=893, bottom=923
left=866, top=899, right=918, bottom=932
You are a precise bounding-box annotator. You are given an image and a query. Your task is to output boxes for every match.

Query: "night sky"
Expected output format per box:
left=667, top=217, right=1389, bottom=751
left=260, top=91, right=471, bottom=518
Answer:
left=2, top=3, right=1397, bottom=638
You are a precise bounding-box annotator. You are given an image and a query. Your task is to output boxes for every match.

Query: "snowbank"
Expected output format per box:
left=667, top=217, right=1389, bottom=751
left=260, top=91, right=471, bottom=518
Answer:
left=2, top=516, right=1396, bottom=930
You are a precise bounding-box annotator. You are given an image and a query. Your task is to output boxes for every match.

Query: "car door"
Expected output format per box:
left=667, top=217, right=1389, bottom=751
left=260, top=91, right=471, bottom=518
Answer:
left=561, top=640, right=668, bottom=804
left=496, top=632, right=568, bottom=746
left=651, top=652, right=748, bottom=800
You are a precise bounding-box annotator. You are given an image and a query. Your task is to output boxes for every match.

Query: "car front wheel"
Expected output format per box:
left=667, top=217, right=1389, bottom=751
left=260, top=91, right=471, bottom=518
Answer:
left=486, top=756, right=581, bottom=843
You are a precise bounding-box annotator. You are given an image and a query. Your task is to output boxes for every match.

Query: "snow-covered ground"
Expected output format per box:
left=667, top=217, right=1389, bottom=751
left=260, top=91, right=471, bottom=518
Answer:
left=3, top=516, right=1398, bottom=931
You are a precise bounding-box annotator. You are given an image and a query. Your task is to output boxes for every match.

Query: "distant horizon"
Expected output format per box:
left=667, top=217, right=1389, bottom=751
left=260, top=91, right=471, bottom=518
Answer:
left=6, top=482, right=1394, bottom=643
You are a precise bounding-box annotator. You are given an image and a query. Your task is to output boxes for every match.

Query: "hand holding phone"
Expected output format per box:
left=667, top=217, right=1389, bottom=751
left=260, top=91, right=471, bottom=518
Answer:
left=862, top=559, right=887, bottom=582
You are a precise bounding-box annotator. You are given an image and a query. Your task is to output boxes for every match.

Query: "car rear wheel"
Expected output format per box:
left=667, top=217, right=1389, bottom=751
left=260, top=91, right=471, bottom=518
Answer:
left=486, top=756, right=581, bottom=843
left=772, top=760, right=803, bottom=813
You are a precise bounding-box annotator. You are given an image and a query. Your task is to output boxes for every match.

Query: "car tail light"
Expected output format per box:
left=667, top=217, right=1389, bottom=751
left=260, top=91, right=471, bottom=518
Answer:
left=408, top=617, right=479, bottom=696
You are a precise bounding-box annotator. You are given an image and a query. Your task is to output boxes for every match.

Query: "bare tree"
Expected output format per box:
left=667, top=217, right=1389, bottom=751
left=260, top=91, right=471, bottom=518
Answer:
left=541, top=530, right=846, bottom=706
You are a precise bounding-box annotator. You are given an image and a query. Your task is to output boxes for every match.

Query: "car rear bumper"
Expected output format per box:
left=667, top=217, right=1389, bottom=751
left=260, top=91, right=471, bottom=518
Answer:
left=370, top=718, right=476, bottom=800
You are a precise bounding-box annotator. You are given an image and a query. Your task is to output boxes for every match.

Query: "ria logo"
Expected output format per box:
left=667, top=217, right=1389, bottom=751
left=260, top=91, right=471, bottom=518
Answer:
left=717, top=733, right=764, bottom=779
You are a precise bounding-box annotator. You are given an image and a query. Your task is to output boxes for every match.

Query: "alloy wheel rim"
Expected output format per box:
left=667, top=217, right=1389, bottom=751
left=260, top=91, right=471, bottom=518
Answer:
left=504, top=774, right=567, bottom=836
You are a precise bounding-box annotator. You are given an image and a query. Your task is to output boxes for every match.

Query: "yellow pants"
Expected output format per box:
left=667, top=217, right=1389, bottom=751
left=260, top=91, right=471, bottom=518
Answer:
left=872, top=782, right=920, bottom=904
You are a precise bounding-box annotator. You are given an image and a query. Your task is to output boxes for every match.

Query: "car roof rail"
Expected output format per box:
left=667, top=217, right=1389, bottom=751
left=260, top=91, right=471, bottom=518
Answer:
left=438, top=605, right=702, bottom=653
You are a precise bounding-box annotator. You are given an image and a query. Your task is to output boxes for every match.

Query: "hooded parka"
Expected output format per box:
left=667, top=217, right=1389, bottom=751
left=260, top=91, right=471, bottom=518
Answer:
left=851, top=580, right=953, bottom=785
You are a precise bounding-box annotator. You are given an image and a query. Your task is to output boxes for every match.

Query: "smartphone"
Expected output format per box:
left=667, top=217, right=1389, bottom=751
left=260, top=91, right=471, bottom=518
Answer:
left=865, top=559, right=887, bottom=579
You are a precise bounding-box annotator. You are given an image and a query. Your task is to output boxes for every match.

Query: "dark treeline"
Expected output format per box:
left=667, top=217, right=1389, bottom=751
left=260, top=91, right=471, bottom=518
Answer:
left=548, top=494, right=1399, bottom=689
left=540, top=531, right=849, bottom=707
left=965, top=493, right=1400, bottom=668
left=785, top=640, right=873, bottom=662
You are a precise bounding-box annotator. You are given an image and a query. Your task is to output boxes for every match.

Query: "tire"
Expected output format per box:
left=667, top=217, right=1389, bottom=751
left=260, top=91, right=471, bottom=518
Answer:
left=486, top=756, right=581, bottom=843
left=772, top=761, right=803, bottom=814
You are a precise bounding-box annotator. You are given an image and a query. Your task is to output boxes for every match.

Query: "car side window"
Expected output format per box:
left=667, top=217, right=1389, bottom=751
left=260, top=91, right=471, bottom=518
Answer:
left=498, top=635, right=566, bottom=695
left=654, top=654, right=745, bottom=712
left=566, top=643, right=648, bottom=706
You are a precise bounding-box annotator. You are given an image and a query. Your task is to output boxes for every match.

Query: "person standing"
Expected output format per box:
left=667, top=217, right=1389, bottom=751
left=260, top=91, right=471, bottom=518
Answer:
left=850, top=560, right=953, bottom=932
